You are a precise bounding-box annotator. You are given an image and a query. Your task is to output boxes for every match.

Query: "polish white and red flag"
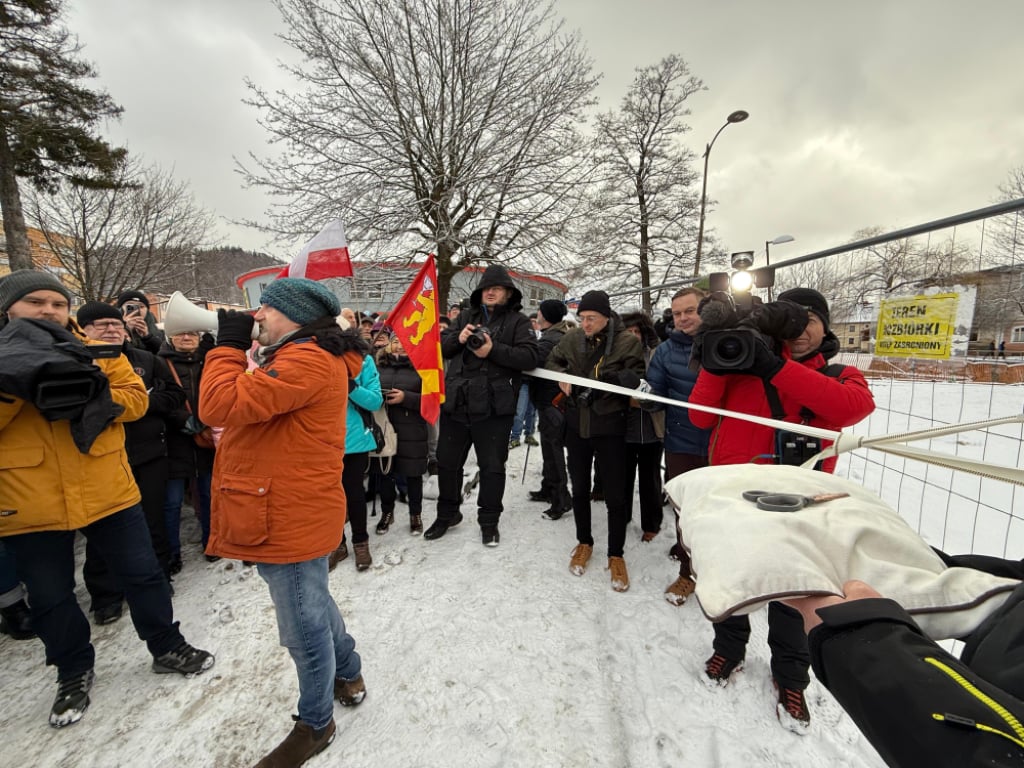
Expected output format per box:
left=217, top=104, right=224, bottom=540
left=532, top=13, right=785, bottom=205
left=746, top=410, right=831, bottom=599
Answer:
left=276, top=219, right=354, bottom=280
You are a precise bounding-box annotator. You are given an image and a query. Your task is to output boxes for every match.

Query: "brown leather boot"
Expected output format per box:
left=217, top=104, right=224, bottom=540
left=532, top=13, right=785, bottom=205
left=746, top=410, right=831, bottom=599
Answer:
left=353, top=541, right=372, bottom=572
left=334, top=673, right=366, bottom=706
left=327, top=541, right=348, bottom=572
left=254, top=717, right=336, bottom=767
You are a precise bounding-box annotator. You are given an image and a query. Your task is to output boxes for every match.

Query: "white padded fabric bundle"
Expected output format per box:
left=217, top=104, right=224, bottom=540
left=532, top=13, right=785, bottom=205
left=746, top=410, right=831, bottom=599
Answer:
left=664, top=463, right=1020, bottom=640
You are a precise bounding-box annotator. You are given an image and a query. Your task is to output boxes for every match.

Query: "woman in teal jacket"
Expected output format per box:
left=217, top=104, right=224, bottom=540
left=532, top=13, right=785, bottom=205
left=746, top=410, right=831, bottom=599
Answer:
left=329, top=354, right=383, bottom=572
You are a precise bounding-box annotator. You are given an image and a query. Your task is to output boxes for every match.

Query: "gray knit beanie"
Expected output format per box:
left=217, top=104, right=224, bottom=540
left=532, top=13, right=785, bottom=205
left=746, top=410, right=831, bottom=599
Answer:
left=0, top=269, right=73, bottom=313
left=259, top=278, right=341, bottom=325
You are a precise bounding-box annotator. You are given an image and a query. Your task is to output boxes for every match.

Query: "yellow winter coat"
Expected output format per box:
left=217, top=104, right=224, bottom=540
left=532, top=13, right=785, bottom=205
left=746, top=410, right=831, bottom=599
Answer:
left=0, top=337, right=148, bottom=536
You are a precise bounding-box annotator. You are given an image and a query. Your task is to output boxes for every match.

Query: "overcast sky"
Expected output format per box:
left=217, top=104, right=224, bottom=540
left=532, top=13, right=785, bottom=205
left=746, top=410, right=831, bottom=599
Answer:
left=67, top=0, right=1024, bottom=276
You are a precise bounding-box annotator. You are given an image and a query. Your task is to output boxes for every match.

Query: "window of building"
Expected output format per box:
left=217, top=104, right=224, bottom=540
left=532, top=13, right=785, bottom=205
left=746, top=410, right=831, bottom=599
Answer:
left=847, top=337, right=855, bottom=346
left=1012, top=326, right=1024, bottom=343
left=848, top=325, right=856, bottom=332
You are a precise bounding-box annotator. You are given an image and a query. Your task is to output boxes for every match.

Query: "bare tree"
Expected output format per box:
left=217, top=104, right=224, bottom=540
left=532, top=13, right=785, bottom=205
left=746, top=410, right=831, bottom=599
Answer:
left=24, top=158, right=215, bottom=301
left=239, top=0, right=598, bottom=307
left=583, top=56, right=704, bottom=313
left=988, top=166, right=1024, bottom=268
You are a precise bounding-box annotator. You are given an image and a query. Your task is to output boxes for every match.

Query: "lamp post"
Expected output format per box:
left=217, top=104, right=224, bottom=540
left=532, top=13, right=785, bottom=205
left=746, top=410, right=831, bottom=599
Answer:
left=764, top=234, right=794, bottom=300
left=693, top=109, right=749, bottom=276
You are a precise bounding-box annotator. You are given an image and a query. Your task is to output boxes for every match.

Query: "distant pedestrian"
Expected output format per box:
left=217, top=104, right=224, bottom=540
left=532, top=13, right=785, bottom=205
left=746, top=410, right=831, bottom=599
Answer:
left=999, top=340, right=1007, bottom=359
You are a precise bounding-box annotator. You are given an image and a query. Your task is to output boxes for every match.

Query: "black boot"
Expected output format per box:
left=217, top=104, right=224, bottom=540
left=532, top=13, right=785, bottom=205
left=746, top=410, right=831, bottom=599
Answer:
left=423, top=512, right=463, bottom=540
left=0, top=599, right=35, bottom=640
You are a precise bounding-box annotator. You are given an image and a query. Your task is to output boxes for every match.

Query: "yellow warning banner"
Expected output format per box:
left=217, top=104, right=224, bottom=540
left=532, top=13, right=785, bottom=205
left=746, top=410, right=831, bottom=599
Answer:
left=875, top=293, right=959, bottom=358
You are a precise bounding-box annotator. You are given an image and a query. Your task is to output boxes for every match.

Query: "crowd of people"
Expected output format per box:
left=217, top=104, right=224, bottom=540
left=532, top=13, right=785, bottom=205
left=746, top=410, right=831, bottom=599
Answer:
left=1, top=264, right=1020, bottom=768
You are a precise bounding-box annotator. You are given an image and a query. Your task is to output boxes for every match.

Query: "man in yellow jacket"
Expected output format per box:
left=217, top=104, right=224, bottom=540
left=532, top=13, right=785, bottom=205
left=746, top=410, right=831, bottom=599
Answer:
left=0, top=269, right=214, bottom=729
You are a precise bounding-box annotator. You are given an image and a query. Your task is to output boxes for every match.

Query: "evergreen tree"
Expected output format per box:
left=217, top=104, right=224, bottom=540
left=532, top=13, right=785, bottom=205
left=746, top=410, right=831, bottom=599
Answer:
left=0, top=0, right=124, bottom=271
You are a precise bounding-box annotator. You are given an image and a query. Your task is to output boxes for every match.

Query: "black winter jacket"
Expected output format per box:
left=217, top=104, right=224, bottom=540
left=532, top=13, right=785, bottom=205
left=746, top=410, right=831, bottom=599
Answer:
left=158, top=344, right=215, bottom=478
left=440, top=281, right=539, bottom=423
left=373, top=352, right=429, bottom=477
left=529, top=320, right=572, bottom=410
left=122, top=344, right=186, bottom=467
left=809, top=587, right=1024, bottom=768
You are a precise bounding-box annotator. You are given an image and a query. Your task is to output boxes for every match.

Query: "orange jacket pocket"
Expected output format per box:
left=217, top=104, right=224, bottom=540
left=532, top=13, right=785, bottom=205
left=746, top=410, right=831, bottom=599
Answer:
left=218, top=473, right=271, bottom=546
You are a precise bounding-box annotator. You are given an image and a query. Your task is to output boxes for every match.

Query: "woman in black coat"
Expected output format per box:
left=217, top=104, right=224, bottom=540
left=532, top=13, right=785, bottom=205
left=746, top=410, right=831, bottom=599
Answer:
left=158, top=331, right=216, bottom=571
left=370, top=335, right=429, bottom=535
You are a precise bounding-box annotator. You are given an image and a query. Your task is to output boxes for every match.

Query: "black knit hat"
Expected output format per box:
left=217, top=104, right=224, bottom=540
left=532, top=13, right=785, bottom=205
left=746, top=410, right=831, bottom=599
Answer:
left=576, top=290, right=611, bottom=318
left=538, top=299, right=567, bottom=324
left=777, top=287, right=830, bottom=330
left=0, top=269, right=73, bottom=313
left=77, top=301, right=124, bottom=328
left=116, top=289, right=150, bottom=308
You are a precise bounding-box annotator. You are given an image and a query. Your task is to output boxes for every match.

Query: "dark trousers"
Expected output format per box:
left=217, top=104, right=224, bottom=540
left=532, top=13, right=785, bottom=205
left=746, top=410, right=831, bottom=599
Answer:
left=664, top=452, right=709, bottom=577
left=376, top=471, right=423, bottom=516
left=624, top=441, right=664, bottom=534
left=713, top=602, right=811, bottom=690
left=436, top=412, right=515, bottom=528
left=537, top=405, right=571, bottom=512
left=565, top=429, right=630, bottom=557
left=84, top=458, right=170, bottom=610
left=342, top=452, right=370, bottom=543
left=6, top=503, right=184, bottom=679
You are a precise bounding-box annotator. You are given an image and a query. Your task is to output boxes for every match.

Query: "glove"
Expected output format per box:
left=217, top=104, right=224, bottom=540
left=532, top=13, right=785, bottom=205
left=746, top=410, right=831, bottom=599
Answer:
left=747, top=338, right=785, bottom=380
left=751, top=300, right=808, bottom=340
left=216, top=309, right=255, bottom=351
left=198, top=332, right=216, bottom=354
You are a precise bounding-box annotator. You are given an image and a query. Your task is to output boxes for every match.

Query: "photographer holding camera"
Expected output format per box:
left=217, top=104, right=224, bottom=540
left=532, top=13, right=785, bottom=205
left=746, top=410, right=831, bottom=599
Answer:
left=0, top=270, right=213, bottom=729
left=423, top=264, right=539, bottom=547
left=687, top=286, right=875, bottom=732
left=116, top=290, right=165, bottom=354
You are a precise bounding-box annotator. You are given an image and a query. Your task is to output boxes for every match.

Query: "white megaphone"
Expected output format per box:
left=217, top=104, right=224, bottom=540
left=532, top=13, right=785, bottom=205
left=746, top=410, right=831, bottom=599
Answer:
left=163, top=292, right=259, bottom=339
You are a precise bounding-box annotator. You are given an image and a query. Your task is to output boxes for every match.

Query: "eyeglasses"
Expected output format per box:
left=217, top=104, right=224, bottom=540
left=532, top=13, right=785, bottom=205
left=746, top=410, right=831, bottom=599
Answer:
left=89, top=321, right=125, bottom=330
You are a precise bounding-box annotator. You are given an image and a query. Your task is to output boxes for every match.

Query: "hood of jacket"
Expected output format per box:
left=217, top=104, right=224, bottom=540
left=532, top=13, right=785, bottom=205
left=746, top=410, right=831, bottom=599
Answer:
left=469, top=264, right=523, bottom=311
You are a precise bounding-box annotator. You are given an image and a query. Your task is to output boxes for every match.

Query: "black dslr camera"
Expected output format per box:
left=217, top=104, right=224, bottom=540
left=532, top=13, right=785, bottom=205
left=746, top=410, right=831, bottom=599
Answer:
left=465, top=326, right=491, bottom=351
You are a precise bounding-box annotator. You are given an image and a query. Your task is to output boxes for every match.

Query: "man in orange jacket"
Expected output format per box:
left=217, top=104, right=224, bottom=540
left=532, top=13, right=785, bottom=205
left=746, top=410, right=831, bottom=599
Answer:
left=200, top=278, right=368, bottom=768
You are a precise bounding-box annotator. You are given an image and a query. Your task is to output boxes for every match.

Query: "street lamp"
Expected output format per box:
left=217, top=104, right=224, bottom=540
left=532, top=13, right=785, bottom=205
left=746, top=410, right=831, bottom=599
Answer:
left=764, top=234, right=795, bottom=300
left=693, top=109, right=749, bottom=276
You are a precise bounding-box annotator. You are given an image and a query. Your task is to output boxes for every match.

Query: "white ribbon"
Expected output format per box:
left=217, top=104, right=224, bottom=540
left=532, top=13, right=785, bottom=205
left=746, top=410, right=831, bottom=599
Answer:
left=523, top=368, right=1024, bottom=486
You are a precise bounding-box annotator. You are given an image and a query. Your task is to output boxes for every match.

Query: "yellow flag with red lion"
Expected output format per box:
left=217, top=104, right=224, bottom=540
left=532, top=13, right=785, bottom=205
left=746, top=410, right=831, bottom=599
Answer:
left=389, top=255, right=445, bottom=424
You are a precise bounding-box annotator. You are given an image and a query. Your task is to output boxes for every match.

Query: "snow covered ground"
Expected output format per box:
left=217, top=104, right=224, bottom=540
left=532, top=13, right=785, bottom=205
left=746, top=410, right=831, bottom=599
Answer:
left=5, top=379, right=1021, bottom=767
left=1, top=456, right=886, bottom=768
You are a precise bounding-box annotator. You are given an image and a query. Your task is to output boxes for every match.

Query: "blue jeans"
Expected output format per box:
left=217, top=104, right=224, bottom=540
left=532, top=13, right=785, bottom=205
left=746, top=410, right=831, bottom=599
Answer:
left=257, top=557, right=361, bottom=729
left=4, top=504, right=183, bottom=678
left=510, top=382, right=536, bottom=440
left=164, top=474, right=212, bottom=554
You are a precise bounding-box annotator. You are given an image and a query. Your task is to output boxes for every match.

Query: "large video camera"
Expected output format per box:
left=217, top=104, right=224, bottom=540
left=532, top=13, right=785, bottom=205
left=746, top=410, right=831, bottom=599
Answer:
left=693, top=293, right=809, bottom=374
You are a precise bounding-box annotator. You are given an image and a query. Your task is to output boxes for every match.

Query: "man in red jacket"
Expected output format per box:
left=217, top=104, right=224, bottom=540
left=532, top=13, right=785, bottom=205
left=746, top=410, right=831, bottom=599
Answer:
left=687, top=287, right=875, bottom=733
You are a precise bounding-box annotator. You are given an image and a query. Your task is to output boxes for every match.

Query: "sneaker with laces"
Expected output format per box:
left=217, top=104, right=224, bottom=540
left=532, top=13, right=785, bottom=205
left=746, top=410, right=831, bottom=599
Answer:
left=508, top=438, right=521, bottom=449
left=608, top=556, right=629, bottom=592
left=334, top=674, right=366, bottom=706
left=353, top=541, right=372, bottom=571
left=569, top=543, right=592, bottom=576
left=774, top=680, right=811, bottom=733
left=410, top=514, right=423, bottom=535
left=375, top=508, right=395, bottom=535
left=703, top=652, right=743, bottom=687
left=664, top=574, right=696, bottom=606
left=152, top=641, right=215, bottom=677
left=524, top=434, right=539, bottom=446
left=49, top=669, right=94, bottom=728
